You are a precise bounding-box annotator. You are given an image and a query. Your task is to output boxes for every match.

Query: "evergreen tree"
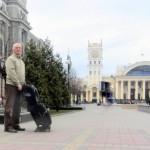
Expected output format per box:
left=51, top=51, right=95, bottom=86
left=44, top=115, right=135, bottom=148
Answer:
left=23, top=39, right=70, bottom=109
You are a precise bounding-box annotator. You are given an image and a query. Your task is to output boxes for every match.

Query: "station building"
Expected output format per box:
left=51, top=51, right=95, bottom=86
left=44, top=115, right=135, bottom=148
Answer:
left=109, top=61, right=150, bottom=101
left=80, top=41, right=150, bottom=102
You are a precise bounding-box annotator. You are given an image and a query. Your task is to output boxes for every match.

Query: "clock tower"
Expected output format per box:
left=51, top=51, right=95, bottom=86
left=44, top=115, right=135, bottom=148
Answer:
left=83, top=40, right=103, bottom=102
left=88, top=40, right=103, bottom=81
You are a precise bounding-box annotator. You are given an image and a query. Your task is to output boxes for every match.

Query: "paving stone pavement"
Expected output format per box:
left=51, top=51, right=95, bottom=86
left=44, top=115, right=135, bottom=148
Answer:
left=1, top=104, right=150, bottom=150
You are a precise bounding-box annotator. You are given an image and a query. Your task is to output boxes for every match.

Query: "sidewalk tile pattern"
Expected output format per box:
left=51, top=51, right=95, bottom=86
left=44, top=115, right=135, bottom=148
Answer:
left=1, top=104, right=150, bottom=150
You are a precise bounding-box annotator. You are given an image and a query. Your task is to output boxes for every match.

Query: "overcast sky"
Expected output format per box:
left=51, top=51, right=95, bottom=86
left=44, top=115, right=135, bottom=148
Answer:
left=27, top=0, right=150, bottom=78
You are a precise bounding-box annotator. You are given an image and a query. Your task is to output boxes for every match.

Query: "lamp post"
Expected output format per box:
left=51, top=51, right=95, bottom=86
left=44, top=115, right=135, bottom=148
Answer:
left=65, top=55, right=71, bottom=89
left=65, top=54, right=72, bottom=103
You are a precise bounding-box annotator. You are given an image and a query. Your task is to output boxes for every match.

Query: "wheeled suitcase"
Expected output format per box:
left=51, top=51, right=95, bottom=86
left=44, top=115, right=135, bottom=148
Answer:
left=23, top=84, right=52, bottom=132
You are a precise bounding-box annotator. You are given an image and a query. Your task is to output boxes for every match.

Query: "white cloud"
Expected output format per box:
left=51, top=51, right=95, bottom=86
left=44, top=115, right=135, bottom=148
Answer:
left=27, top=0, right=150, bottom=78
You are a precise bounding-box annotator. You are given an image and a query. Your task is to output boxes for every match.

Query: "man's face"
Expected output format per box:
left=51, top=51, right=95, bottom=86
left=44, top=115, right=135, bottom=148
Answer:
left=13, top=43, right=22, bottom=55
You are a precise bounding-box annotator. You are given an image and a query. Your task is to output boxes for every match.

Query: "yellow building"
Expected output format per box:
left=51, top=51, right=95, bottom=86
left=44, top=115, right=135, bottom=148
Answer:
left=80, top=41, right=150, bottom=103
left=111, top=61, right=150, bottom=101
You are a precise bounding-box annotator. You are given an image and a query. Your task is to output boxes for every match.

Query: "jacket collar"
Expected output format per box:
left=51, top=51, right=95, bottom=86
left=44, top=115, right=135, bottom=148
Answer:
left=13, top=53, right=21, bottom=58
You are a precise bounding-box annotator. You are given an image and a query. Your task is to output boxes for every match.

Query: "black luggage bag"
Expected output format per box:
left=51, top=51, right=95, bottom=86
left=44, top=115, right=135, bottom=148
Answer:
left=23, top=84, right=52, bottom=132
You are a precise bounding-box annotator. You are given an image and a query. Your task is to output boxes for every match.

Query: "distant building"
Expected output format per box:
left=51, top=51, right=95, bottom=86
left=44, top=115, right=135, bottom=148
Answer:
left=111, top=61, right=150, bottom=100
left=80, top=41, right=150, bottom=103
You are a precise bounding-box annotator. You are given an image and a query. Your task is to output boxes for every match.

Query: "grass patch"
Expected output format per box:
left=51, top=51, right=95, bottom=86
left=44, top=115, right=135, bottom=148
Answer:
left=50, top=109, right=75, bottom=115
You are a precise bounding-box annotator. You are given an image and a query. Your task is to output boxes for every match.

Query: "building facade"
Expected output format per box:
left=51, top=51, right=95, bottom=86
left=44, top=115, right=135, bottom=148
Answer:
left=0, top=0, right=41, bottom=97
left=111, top=61, right=150, bottom=101
left=0, top=0, right=31, bottom=57
left=81, top=41, right=150, bottom=103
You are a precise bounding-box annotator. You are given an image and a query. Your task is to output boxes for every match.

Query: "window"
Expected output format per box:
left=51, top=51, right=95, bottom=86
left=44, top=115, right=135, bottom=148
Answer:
left=146, top=82, right=149, bottom=89
left=138, top=82, right=141, bottom=88
left=124, top=81, right=127, bottom=87
left=131, top=81, right=134, bottom=87
left=127, top=65, right=150, bottom=76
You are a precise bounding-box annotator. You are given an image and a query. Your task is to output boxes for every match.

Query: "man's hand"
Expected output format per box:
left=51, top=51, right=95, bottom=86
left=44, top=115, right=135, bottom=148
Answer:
left=17, top=84, right=22, bottom=91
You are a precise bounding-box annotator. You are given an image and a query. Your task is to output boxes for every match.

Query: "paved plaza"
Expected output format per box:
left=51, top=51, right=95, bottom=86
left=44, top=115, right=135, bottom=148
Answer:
left=0, top=104, right=150, bottom=150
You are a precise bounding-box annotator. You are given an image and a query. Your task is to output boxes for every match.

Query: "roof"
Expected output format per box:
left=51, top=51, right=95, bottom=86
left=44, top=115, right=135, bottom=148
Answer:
left=122, top=61, right=150, bottom=76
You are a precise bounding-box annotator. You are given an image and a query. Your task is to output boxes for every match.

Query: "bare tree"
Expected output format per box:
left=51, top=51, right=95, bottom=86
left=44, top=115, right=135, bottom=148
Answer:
left=69, top=69, right=83, bottom=104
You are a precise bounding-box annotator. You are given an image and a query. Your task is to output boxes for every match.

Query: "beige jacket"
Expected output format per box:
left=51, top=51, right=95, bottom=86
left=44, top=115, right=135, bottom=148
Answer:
left=6, top=53, right=25, bottom=86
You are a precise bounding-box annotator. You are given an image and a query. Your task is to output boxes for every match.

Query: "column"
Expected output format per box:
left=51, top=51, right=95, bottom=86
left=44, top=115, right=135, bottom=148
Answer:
left=142, top=81, right=145, bottom=100
left=127, top=81, right=131, bottom=99
left=86, top=90, right=88, bottom=101
left=90, top=89, right=93, bottom=101
left=121, top=81, right=124, bottom=99
left=135, top=80, right=138, bottom=99
left=115, top=81, right=118, bottom=99
left=81, top=93, right=83, bottom=101
left=70, top=94, right=73, bottom=104
left=97, top=88, right=99, bottom=101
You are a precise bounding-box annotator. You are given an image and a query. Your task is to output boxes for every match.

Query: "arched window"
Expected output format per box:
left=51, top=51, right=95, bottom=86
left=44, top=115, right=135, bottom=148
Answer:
left=126, top=65, right=150, bottom=76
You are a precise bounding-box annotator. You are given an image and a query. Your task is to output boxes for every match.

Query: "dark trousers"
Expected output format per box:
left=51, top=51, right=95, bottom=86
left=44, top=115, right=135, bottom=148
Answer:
left=4, top=84, right=23, bottom=129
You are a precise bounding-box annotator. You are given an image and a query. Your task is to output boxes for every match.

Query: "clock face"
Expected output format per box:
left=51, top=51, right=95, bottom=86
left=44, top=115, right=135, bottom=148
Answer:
left=91, top=50, right=98, bottom=58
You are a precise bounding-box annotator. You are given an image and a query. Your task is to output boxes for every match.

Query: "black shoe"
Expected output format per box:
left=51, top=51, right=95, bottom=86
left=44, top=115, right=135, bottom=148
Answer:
left=13, top=126, right=25, bottom=131
left=4, top=127, right=17, bottom=133
left=34, top=126, right=50, bottom=132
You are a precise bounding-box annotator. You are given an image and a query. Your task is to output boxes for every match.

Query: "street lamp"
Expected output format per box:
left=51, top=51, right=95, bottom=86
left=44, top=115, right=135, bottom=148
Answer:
left=65, top=54, right=72, bottom=105
left=65, top=54, right=72, bottom=90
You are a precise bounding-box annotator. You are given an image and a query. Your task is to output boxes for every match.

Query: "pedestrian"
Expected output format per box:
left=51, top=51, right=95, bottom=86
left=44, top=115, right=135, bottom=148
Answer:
left=4, top=43, right=25, bottom=133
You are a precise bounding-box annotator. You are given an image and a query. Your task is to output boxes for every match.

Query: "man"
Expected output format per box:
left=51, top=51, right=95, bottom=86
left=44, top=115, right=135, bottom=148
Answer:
left=4, top=43, right=25, bottom=133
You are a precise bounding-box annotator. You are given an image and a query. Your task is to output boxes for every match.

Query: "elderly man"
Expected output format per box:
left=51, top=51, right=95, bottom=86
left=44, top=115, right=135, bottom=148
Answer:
left=4, top=43, right=25, bottom=133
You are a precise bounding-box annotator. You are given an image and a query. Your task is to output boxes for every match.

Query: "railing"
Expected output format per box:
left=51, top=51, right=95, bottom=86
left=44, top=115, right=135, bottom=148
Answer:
left=115, top=99, right=146, bottom=104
